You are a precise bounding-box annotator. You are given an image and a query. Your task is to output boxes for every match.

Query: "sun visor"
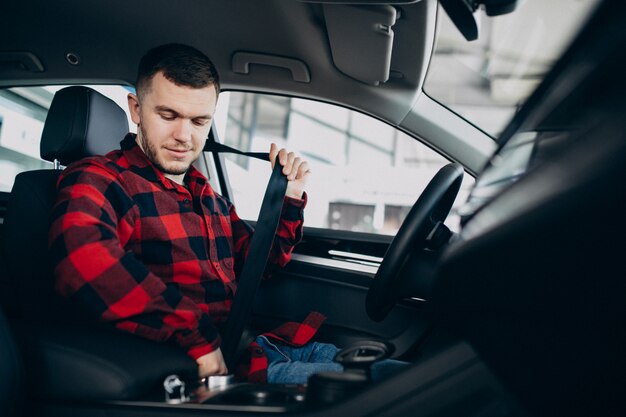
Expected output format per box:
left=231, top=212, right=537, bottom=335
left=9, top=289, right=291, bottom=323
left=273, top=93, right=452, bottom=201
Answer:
left=323, top=4, right=398, bottom=85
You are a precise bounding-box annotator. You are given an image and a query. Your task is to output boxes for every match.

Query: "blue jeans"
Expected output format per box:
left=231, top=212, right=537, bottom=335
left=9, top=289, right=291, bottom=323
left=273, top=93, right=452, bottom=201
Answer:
left=255, top=336, right=408, bottom=384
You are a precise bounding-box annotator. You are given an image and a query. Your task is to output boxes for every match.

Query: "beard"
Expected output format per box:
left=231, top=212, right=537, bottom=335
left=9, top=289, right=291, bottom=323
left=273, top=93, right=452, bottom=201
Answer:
left=138, top=124, right=192, bottom=176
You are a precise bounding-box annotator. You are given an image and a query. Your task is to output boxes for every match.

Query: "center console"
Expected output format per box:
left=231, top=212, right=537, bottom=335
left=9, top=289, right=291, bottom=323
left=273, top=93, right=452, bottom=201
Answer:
left=161, top=340, right=394, bottom=412
left=14, top=321, right=517, bottom=416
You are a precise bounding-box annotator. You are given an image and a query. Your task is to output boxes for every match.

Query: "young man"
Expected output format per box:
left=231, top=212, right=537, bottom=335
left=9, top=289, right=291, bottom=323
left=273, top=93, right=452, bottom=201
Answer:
left=49, top=44, right=314, bottom=380
left=50, top=44, right=405, bottom=384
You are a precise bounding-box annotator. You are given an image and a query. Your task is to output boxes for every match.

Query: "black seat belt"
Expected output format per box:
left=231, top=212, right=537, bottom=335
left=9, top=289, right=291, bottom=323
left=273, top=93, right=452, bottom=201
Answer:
left=203, top=140, right=288, bottom=370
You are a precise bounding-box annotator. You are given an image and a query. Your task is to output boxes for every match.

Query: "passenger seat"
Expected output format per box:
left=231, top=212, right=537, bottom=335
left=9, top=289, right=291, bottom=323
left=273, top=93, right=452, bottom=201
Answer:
left=3, top=86, right=128, bottom=321
left=1, top=86, right=197, bottom=403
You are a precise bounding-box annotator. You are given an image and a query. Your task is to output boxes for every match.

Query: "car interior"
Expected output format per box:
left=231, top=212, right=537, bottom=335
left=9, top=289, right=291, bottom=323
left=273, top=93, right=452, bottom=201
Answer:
left=1, top=0, right=625, bottom=416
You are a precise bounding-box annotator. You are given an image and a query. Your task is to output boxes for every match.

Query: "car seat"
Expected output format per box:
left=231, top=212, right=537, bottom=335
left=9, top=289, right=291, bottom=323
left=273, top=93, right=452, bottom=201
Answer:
left=1, top=86, right=197, bottom=403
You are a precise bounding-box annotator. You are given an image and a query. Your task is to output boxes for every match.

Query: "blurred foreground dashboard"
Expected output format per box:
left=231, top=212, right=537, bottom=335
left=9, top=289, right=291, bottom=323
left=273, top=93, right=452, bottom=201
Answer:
left=431, top=2, right=626, bottom=416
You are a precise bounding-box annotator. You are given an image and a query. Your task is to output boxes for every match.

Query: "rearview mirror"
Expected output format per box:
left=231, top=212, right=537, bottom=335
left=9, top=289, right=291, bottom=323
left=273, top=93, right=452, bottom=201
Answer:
left=439, top=0, right=520, bottom=41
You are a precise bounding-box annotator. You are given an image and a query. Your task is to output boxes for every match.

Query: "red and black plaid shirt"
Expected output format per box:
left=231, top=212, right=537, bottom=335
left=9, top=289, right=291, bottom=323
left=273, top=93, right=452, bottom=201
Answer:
left=49, top=133, right=308, bottom=360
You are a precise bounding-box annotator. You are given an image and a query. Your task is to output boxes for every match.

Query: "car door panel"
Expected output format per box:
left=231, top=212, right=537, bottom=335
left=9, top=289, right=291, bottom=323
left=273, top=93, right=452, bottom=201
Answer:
left=250, top=245, right=430, bottom=358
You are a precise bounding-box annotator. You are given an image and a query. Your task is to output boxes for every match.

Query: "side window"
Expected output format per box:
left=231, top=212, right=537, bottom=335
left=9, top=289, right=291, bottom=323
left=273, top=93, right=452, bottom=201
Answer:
left=0, top=88, right=50, bottom=192
left=0, top=86, right=134, bottom=193
left=214, top=92, right=474, bottom=235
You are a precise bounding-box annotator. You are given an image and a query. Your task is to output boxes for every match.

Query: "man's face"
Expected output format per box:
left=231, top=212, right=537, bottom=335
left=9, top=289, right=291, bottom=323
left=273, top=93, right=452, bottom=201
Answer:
left=128, top=71, right=217, bottom=183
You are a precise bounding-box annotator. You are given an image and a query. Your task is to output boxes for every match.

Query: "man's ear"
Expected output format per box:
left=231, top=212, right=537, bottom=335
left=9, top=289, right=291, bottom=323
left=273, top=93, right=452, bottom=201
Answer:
left=127, top=93, right=141, bottom=125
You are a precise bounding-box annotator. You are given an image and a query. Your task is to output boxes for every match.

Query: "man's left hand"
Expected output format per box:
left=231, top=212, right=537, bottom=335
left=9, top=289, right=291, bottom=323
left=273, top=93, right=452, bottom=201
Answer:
left=269, top=143, right=311, bottom=199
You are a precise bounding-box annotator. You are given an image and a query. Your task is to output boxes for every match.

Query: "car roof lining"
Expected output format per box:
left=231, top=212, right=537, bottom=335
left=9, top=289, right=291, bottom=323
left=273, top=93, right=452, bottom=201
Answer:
left=0, top=0, right=434, bottom=124
left=1, top=0, right=493, bottom=171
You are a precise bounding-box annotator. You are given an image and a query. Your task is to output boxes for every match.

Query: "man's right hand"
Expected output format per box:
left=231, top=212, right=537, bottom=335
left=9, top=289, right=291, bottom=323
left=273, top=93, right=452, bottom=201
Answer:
left=196, top=348, right=228, bottom=378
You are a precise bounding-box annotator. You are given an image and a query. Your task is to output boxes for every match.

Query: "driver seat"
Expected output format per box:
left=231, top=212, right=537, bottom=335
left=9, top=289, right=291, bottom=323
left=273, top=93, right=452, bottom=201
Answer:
left=1, top=86, right=197, bottom=402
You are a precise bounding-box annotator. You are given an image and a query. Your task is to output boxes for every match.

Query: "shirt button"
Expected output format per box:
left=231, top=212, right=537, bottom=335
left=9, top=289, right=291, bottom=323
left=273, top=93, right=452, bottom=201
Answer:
left=183, top=198, right=190, bottom=204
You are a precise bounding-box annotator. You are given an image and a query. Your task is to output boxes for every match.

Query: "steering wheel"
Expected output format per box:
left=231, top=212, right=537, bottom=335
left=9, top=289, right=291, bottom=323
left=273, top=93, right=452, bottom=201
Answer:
left=365, top=163, right=464, bottom=321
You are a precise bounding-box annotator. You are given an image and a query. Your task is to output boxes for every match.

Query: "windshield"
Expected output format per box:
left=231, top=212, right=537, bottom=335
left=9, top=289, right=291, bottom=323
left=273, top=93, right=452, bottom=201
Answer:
left=424, top=0, right=601, bottom=137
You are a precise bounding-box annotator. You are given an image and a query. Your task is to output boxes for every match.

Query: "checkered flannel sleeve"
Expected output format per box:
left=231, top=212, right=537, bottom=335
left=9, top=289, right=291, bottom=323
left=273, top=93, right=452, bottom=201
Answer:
left=229, top=194, right=306, bottom=279
left=49, top=161, right=220, bottom=359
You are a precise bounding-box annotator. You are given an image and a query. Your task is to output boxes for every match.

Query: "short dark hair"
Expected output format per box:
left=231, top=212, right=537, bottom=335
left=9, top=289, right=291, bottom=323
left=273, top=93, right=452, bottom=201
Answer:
left=135, top=43, right=220, bottom=98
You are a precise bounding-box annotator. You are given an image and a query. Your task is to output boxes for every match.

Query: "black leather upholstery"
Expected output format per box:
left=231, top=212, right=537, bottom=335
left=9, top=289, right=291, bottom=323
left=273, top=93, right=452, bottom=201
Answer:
left=3, top=86, right=127, bottom=320
left=3, top=169, right=101, bottom=324
left=2, top=86, right=197, bottom=402
left=40, top=86, right=128, bottom=165
left=0, top=225, right=21, bottom=318
left=0, top=309, right=24, bottom=417
left=12, top=321, right=197, bottom=401
left=3, top=170, right=65, bottom=320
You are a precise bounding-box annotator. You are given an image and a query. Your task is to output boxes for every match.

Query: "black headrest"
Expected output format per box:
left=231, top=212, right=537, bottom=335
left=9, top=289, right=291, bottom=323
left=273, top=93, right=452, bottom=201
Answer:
left=40, top=86, right=129, bottom=165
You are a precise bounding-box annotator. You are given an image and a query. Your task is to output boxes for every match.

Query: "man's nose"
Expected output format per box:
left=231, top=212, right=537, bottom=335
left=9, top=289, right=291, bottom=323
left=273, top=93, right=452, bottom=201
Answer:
left=173, top=119, right=192, bottom=142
